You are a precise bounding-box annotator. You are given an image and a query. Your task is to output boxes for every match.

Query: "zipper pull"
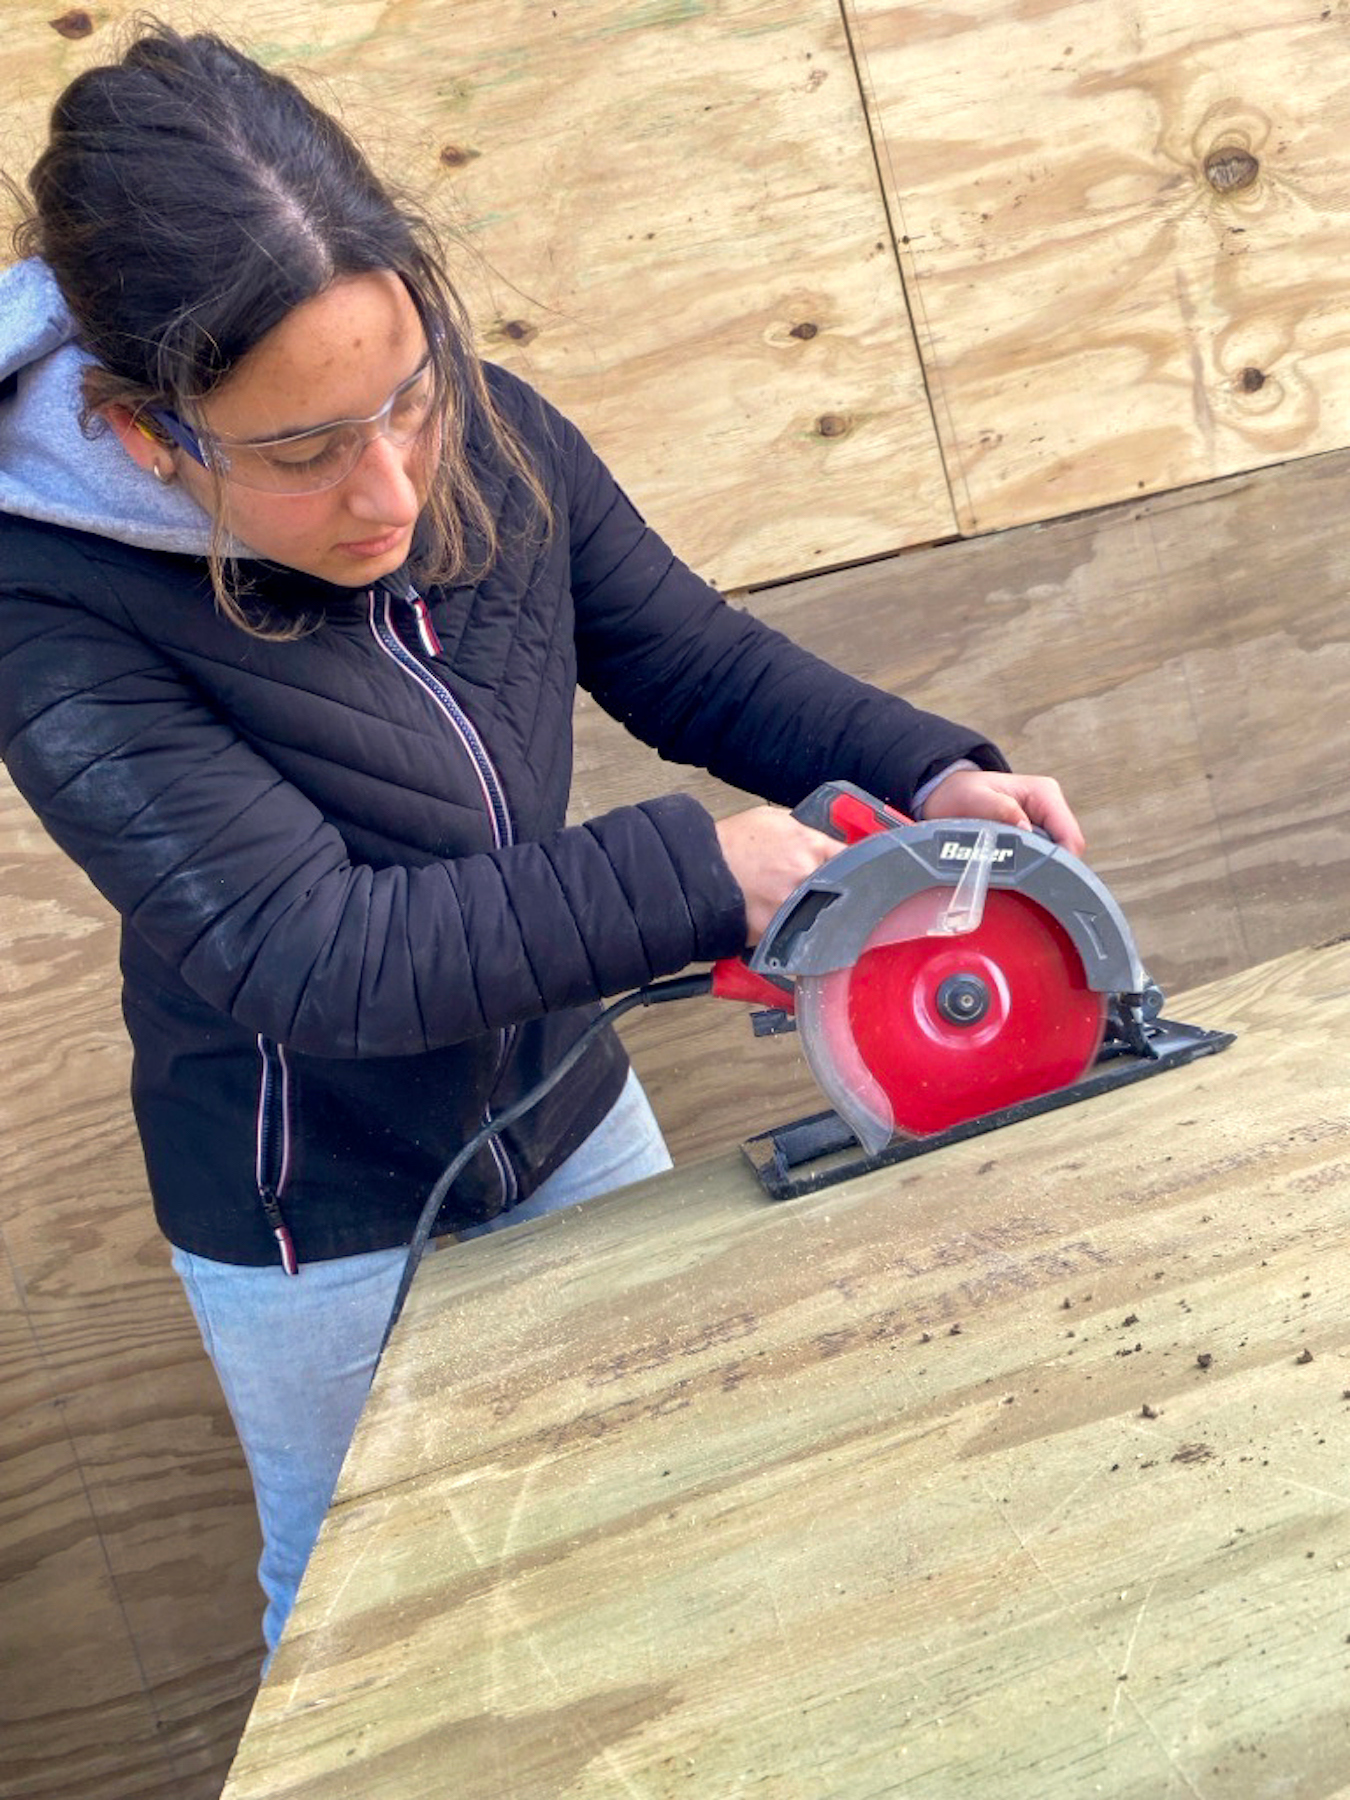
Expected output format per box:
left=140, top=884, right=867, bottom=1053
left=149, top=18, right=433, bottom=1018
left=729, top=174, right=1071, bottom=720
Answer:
left=259, top=1185, right=300, bottom=1277
left=408, top=591, right=442, bottom=659
left=272, top=1222, right=299, bottom=1277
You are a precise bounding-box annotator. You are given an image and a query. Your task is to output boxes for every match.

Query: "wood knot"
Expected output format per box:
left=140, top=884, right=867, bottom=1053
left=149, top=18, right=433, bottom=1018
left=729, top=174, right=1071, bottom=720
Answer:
left=815, top=413, right=850, bottom=439
left=438, top=144, right=480, bottom=169
left=1204, top=147, right=1260, bottom=194
left=49, top=8, right=94, bottom=35
left=1239, top=366, right=1266, bottom=392
left=789, top=322, right=819, bottom=341
left=498, top=319, right=537, bottom=345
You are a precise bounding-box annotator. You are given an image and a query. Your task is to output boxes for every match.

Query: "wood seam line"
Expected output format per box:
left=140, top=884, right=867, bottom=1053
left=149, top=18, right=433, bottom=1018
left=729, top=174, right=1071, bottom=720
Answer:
left=835, top=0, right=967, bottom=536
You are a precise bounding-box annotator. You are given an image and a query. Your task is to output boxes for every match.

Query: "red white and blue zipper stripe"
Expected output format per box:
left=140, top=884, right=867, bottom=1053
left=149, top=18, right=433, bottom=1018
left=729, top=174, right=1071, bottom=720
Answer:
left=368, top=580, right=520, bottom=1211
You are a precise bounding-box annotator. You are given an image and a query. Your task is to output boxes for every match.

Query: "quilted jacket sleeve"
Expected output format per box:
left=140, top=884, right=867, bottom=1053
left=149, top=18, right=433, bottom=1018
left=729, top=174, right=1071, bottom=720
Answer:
left=553, top=405, right=1009, bottom=810
left=0, top=568, right=747, bottom=1059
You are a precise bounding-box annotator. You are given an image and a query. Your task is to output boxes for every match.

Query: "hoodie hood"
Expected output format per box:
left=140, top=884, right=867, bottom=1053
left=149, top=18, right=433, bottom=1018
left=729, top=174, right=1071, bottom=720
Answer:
left=0, top=257, right=221, bottom=556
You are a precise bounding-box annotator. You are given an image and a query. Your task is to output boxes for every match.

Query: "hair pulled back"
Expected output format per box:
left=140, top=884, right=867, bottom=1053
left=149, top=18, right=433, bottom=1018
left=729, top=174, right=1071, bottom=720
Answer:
left=16, top=20, right=543, bottom=635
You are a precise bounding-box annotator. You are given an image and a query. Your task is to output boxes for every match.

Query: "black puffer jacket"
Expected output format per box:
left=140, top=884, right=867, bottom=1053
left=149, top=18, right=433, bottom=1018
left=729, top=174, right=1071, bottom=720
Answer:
left=0, top=364, right=1007, bottom=1265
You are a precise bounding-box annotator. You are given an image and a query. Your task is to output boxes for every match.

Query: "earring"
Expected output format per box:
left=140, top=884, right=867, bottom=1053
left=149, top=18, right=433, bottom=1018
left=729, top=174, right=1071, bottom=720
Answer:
left=151, top=462, right=174, bottom=485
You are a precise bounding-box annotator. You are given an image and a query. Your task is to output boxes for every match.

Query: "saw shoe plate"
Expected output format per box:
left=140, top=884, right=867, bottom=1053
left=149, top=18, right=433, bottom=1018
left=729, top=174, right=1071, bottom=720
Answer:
left=801, top=889, right=1108, bottom=1143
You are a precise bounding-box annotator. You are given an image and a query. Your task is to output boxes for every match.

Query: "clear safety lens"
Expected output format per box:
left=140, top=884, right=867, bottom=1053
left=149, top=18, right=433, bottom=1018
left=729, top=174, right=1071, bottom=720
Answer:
left=207, top=362, right=437, bottom=494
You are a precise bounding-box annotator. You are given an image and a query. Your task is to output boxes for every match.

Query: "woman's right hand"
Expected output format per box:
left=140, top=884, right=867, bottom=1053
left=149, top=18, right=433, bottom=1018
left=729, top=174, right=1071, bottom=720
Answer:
left=714, top=806, right=845, bottom=945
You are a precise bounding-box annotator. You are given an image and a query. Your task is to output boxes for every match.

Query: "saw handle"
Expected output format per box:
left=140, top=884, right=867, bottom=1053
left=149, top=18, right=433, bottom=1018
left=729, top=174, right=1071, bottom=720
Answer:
left=710, top=783, right=904, bottom=1008
left=790, top=780, right=911, bottom=844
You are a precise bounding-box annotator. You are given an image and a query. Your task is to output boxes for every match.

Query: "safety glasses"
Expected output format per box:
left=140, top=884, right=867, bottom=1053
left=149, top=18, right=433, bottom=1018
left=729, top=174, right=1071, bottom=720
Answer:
left=143, top=358, right=437, bottom=495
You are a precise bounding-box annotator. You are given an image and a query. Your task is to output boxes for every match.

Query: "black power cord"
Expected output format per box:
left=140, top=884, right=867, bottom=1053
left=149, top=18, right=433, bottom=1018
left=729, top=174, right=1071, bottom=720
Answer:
left=377, top=971, right=715, bottom=1357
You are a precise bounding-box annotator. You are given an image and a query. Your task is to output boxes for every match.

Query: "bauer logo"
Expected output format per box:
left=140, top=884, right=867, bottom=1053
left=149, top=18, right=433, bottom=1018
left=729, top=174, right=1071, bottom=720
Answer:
left=938, top=840, right=1016, bottom=864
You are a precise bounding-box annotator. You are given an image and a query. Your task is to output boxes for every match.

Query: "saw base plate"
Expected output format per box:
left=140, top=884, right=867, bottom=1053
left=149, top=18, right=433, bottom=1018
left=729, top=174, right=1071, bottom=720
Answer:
left=742, top=1017, right=1235, bottom=1203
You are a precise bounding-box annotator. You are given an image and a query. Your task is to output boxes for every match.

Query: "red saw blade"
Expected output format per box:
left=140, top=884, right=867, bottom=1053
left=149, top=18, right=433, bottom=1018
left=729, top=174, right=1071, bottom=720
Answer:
left=803, top=888, right=1108, bottom=1141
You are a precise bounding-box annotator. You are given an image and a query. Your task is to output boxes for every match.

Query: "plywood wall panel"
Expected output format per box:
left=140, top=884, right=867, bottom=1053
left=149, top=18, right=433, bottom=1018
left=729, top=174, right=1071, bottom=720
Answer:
left=0, top=0, right=957, bottom=586
left=847, top=0, right=1350, bottom=531
left=323, top=0, right=960, bottom=582
left=0, top=1232, right=175, bottom=1800
left=0, top=769, right=264, bottom=1797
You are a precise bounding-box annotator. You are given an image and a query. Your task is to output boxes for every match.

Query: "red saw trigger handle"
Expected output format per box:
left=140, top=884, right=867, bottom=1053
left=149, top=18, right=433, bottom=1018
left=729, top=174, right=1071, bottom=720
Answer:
left=710, top=958, right=795, bottom=1010
left=710, top=783, right=907, bottom=1010
left=791, top=780, right=911, bottom=844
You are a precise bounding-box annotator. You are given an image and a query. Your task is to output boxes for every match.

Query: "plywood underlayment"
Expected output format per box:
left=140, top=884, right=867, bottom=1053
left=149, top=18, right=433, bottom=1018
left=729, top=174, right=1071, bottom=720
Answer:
left=222, top=941, right=1350, bottom=1800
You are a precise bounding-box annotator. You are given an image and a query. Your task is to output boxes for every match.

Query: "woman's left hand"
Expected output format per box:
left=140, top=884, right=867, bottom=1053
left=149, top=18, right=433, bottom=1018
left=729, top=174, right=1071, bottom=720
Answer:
left=919, top=767, right=1086, bottom=858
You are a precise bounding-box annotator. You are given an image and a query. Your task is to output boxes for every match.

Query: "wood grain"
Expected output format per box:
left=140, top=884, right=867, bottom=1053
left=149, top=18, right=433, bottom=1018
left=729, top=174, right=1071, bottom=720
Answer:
left=0, top=0, right=956, bottom=587
left=847, top=0, right=1350, bottom=531
left=0, top=1229, right=166, bottom=1800
left=361, top=0, right=958, bottom=584
left=0, top=769, right=264, bottom=1800
left=222, top=942, right=1350, bottom=1798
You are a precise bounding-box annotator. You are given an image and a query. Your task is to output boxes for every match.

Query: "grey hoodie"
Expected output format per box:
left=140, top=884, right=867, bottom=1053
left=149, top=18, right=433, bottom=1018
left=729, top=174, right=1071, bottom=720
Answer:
left=0, top=256, right=219, bottom=554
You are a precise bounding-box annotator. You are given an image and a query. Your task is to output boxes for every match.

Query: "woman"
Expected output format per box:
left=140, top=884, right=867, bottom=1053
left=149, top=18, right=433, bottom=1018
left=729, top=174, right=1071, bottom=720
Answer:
left=0, top=25, right=1082, bottom=1657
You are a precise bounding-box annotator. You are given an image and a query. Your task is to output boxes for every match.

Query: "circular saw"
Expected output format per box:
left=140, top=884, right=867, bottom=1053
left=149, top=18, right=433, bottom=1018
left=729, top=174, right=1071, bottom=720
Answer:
left=711, top=782, right=1158, bottom=1154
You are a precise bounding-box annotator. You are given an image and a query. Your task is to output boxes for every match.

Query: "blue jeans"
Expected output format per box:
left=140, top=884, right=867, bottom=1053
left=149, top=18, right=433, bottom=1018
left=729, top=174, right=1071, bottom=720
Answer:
left=172, top=1069, right=671, bottom=1658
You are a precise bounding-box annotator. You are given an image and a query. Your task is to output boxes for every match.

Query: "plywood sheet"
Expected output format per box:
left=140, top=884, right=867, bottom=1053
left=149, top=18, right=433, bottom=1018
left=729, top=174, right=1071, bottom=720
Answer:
left=221, top=942, right=1350, bottom=1798
left=0, top=1232, right=170, bottom=1800
left=847, top=0, right=1350, bottom=531
left=0, top=767, right=263, bottom=1799
left=0, top=0, right=956, bottom=586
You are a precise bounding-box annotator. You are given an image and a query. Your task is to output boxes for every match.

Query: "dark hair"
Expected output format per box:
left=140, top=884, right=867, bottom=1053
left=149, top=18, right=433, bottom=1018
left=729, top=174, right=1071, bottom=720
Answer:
left=14, top=19, right=545, bottom=636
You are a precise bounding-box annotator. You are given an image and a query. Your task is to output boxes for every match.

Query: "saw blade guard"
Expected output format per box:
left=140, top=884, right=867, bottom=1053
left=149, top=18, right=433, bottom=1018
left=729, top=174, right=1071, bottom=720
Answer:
left=792, top=877, right=1002, bottom=1152
left=748, top=812, right=1142, bottom=1148
left=795, top=970, right=895, bottom=1154
left=749, top=819, right=1149, bottom=996
left=796, top=889, right=1110, bottom=1145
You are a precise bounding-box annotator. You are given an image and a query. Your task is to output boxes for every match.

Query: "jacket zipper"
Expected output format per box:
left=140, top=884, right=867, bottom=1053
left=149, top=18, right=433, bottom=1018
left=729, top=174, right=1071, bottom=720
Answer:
left=256, top=1035, right=299, bottom=1275
left=408, top=592, right=442, bottom=658
left=368, top=583, right=520, bottom=1210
